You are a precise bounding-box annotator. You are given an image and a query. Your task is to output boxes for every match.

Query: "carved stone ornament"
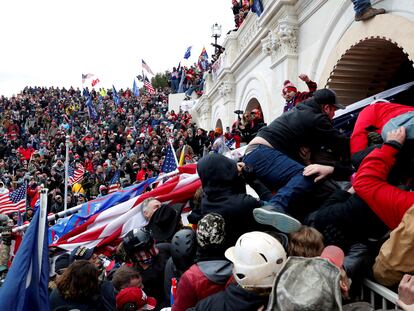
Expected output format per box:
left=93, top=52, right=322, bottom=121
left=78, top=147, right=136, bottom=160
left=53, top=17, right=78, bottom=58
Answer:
left=262, top=21, right=298, bottom=58
left=218, top=80, right=233, bottom=97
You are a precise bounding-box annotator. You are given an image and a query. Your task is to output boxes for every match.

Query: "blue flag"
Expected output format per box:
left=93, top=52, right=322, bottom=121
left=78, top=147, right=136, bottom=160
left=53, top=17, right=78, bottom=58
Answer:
left=132, top=79, right=140, bottom=97
left=0, top=208, right=50, bottom=311
left=112, top=85, right=120, bottom=106
left=251, top=0, right=264, bottom=16
left=49, top=178, right=155, bottom=244
left=161, top=143, right=178, bottom=173
left=86, top=96, right=98, bottom=121
left=184, top=46, right=192, bottom=59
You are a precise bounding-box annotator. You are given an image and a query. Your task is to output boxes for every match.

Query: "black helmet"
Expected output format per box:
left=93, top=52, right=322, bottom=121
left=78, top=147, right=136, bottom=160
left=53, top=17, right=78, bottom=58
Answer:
left=123, top=228, right=154, bottom=254
left=171, top=228, right=196, bottom=272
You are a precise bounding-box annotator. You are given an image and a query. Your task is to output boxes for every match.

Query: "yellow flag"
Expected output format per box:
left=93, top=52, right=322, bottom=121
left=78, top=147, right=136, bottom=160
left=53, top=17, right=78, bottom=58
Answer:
left=179, top=145, right=186, bottom=166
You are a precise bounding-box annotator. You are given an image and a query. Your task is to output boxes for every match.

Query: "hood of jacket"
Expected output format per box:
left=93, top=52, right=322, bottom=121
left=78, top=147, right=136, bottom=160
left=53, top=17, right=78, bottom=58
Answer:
left=197, top=260, right=233, bottom=284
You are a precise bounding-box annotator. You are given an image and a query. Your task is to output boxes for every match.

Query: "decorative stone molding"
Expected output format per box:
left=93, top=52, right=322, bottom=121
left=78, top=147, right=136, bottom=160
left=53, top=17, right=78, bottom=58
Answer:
left=262, top=20, right=298, bottom=61
left=238, top=19, right=260, bottom=54
left=218, top=80, right=233, bottom=97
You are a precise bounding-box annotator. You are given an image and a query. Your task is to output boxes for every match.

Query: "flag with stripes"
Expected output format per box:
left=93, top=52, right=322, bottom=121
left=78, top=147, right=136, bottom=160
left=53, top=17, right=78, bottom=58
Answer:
left=142, top=59, right=154, bottom=75
left=0, top=183, right=27, bottom=214
left=144, top=77, right=155, bottom=94
left=161, top=144, right=178, bottom=174
left=108, top=170, right=121, bottom=194
left=82, top=73, right=94, bottom=83
left=51, top=165, right=200, bottom=252
left=69, top=162, right=85, bottom=185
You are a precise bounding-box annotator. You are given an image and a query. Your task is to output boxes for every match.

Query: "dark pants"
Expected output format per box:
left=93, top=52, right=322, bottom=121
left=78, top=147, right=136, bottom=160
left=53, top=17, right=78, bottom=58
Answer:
left=243, top=145, right=314, bottom=211
left=351, top=0, right=371, bottom=15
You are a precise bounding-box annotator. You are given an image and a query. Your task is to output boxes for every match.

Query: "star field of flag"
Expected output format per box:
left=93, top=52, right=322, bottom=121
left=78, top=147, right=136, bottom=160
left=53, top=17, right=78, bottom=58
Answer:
left=108, top=170, right=121, bottom=194
left=161, top=144, right=178, bottom=173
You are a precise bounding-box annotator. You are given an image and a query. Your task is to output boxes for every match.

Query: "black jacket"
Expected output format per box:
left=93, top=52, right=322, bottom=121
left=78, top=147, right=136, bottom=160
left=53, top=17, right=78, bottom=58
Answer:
left=188, top=154, right=272, bottom=248
left=189, top=283, right=267, bottom=311
left=49, top=288, right=102, bottom=311
left=257, top=98, right=349, bottom=163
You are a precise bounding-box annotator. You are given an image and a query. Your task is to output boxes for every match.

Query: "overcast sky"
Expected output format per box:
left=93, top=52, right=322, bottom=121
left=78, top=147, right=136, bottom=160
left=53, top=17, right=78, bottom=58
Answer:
left=0, top=0, right=234, bottom=96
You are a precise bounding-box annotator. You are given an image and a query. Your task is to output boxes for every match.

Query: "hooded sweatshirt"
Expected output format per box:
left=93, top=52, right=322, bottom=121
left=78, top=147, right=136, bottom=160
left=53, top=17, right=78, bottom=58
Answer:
left=188, top=154, right=267, bottom=247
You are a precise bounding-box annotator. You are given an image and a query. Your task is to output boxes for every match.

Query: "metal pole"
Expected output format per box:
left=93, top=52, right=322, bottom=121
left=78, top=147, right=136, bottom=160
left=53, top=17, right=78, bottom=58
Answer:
left=64, top=135, right=70, bottom=211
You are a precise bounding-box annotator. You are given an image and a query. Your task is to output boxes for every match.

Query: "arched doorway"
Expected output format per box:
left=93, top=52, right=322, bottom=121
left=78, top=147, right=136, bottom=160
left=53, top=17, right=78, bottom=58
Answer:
left=326, top=38, right=414, bottom=106
left=245, top=98, right=264, bottom=122
left=215, top=119, right=223, bottom=130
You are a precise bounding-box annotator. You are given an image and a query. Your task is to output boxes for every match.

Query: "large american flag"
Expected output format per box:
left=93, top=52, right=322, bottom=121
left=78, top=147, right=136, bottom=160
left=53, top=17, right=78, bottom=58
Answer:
left=108, top=170, right=121, bottom=194
left=144, top=77, right=155, bottom=94
left=0, top=183, right=27, bottom=214
left=161, top=143, right=178, bottom=173
left=142, top=59, right=154, bottom=75
left=52, top=165, right=201, bottom=252
left=69, top=162, right=85, bottom=185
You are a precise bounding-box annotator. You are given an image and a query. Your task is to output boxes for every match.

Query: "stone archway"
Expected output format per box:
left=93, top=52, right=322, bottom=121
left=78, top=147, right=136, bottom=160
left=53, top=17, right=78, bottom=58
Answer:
left=215, top=119, right=223, bottom=130
left=326, top=38, right=414, bottom=106
left=317, top=14, right=414, bottom=106
left=245, top=98, right=264, bottom=123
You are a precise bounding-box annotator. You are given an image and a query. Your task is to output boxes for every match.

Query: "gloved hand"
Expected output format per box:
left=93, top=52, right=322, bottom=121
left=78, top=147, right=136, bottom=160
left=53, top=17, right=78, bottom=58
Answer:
left=367, top=131, right=383, bottom=146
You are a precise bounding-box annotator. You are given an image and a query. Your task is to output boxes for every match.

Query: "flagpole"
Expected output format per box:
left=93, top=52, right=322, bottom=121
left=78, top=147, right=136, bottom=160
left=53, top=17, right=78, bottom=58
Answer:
left=170, top=141, right=179, bottom=167
left=64, top=135, right=70, bottom=211
left=38, top=188, right=48, bottom=271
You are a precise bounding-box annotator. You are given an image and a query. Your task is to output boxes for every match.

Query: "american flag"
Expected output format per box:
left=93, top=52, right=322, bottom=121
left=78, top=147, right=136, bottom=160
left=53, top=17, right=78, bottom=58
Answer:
left=0, top=183, right=27, bottom=214
left=161, top=143, right=178, bottom=173
left=82, top=73, right=94, bottom=83
left=142, top=59, right=154, bottom=75
left=69, top=162, right=85, bottom=185
left=108, top=170, right=121, bottom=194
left=52, top=165, right=201, bottom=252
left=144, top=77, right=155, bottom=94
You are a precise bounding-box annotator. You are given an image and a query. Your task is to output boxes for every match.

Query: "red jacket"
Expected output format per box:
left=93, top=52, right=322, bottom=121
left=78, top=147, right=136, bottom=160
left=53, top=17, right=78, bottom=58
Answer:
left=172, top=262, right=231, bottom=311
left=350, top=102, right=414, bottom=155
left=353, top=143, right=414, bottom=229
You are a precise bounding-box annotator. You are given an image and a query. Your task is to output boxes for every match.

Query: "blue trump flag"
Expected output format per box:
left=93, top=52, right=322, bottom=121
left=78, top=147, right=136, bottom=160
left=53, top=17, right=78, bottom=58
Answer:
left=133, top=79, right=140, bottom=97
left=0, top=207, right=49, bottom=311
left=251, top=0, right=264, bottom=16
left=184, top=46, right=192, bottom=59
left=86, top=96, right=98, bottom=121
left=112, top=85, right=120, bottom=106
left=49, top=178, right=156, bottom=244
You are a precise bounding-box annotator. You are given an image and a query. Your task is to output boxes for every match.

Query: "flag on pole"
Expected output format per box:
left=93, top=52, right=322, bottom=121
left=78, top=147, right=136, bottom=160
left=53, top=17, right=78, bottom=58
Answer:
left=68, top=162, right=85, bottom=185
left=250, top=0, right=264, bottom=16
left=144, top=77, right=155, bottom=94
left=51, top=167, right=200, bottom=252
left=82, top=73, right=94, bottom=84
left=0, top=183, right=27, bottom=214
left=91, top=78, right=100, bottom=87
left=197, top=47, right=209, bottom=71
left=132, top=79, right=140, bottom=97
left=112, top=85, right=120, bottom=106
left=86, top=96, right=98, bottom=121
left=161, top=143, right=178, bottom=173
left=0, top=199, right=50, bottom=311
left=184, top=46, right=192, bottom=59
left=108, top=170, right=121, bottom=194
left=142, top=59, right=154, bottom=75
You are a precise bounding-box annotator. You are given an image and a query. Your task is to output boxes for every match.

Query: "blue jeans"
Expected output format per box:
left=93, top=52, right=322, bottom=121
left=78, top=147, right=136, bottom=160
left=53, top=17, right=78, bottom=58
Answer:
left=243, top=145, right=314, bottom=211
left=351, top=0, right=371, bottom=15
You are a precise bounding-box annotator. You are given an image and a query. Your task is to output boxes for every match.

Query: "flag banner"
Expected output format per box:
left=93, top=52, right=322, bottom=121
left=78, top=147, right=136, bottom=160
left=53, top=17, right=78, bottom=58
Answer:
left=197, top=47, right=209, bottom=71
left=51, top=167, right=200, bottom=252
left=184, top=46, right=192, bottom=59
left=144, top=77, right=155, bottom=94
left=0, top=182, right=27, bottom=214
left=86, top=96, right=98, bottom=121
left=91, top=78, right=100, bottom=87
left=0, top=207, right=50, bottom=311
left=82, top=73, right=94, bottom=83
left=251, top=0, right=264, bottom=16
left=48, top=178, right=155, bottom=244
left=161, top=144, right=178, bottom=173
left=108, top=170, right=121, bottom=194
left=142, top=59, right=154, bottom=75
left=132, top=79, right=140, bottom=97
left=112, top=85, right=120, bottom=106
left=68, top=162, right=85, bottom=185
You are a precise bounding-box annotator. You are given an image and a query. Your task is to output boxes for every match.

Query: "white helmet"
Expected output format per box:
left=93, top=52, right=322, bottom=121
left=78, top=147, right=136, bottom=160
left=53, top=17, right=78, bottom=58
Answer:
left=225, top=231, right=287, bottom=289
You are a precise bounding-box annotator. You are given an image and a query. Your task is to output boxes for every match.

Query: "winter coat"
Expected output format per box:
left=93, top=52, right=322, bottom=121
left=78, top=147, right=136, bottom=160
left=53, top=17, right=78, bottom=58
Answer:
left=257, top=98, right=349, bottom=164
left=283, top=80, right=317, bottom=112
left=172, top=260, right=232, bottom=311
left=354, top=143, right=414, bottom=230
left=188, top=154, right=271, bottom=247
left=189, top=283, right=268, bottom=311
left=373, top=204, right=414, bottom=286
left=350, top=102, right=414, bottom=155
left=49, top=288, right=102, bottom=311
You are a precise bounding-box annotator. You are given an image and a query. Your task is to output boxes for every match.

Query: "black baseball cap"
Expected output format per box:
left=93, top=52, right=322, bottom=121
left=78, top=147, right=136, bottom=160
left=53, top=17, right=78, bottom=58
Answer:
left=313, top=89, right=345, bottom=110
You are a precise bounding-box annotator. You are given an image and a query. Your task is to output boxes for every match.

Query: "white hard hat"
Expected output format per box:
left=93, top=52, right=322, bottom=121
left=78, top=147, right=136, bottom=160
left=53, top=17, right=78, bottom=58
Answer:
left=225, top=231, right=287, bottom=289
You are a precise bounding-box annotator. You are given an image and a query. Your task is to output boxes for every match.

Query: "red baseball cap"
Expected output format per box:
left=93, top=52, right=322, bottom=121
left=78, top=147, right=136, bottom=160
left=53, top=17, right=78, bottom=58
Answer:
left=320, top=245, right=344, bottom=268
left=116, top=287, right=156, bottom=310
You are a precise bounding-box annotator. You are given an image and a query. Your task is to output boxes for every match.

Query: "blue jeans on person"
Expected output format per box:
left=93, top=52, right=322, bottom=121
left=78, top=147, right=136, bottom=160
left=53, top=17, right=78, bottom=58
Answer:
left=243, top=145, right=314, bottom=212
left=351, top=0, right=371, bottom=15
left=171, top=79, right=179, bottom=93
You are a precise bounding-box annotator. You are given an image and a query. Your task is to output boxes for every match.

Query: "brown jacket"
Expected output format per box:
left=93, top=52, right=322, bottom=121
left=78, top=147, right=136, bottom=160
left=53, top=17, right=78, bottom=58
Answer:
left=373, top=204, right=414, bottom=286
